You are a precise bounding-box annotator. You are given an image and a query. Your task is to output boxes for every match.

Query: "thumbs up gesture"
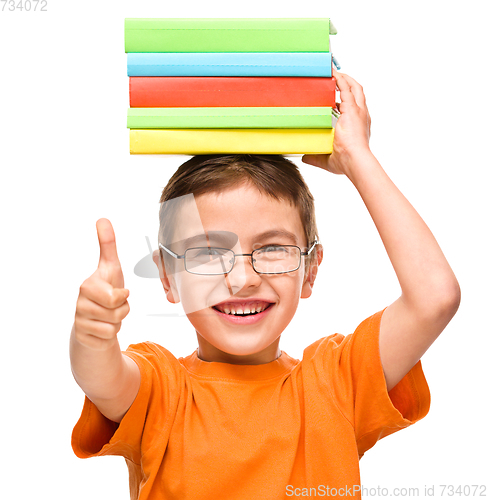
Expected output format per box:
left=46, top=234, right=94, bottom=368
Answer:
left=73, top=219, right=131, bottom=350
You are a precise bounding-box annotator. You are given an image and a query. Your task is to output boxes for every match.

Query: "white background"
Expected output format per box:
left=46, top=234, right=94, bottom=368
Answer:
left=1, top=0, right=487, bottom=498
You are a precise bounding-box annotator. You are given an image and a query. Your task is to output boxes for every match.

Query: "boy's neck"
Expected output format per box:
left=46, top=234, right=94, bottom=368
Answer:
left=196, top=332, right=282, bottom=365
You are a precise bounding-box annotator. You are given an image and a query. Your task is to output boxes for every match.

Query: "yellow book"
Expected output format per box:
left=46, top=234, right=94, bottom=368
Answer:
left=129, top=128, right=334, bottom=154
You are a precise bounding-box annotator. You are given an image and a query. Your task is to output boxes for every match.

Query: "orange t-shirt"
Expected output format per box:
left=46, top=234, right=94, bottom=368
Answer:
left=71, top=308, right=430, bottom=500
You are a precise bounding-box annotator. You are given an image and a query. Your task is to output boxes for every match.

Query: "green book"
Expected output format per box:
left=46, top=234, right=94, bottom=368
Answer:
left=125, top=18, right=337, bottom=53
left=127, top=107, right=339, bottom=129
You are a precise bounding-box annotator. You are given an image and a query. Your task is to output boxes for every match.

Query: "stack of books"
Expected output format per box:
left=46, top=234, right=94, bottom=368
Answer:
left=125, top=18, right=340, bottom=155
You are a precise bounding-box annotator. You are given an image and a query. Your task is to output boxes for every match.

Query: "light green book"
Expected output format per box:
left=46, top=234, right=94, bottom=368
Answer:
left=127, top=107, right=339, bottom=129
left=125, top=18, right=337, bottom=53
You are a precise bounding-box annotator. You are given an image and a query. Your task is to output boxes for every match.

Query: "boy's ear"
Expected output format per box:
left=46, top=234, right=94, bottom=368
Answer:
left=300, top=244, right=323, bottom=299
left=152, top=249, right=180, bottom=304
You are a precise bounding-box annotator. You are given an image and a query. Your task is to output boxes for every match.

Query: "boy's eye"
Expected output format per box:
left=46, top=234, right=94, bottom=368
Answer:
left=260, top=245, right=283, bottom=252
left=258, top=244, right=288, bottom=251
left=195, top=248, right=224, bottom=256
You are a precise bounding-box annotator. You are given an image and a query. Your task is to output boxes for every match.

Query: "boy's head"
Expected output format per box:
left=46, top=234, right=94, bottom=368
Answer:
left=153, top=154, right=323, bottom=361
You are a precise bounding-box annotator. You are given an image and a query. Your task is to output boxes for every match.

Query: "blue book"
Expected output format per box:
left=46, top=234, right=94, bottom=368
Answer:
left=127, top=52, right=332, bottom=77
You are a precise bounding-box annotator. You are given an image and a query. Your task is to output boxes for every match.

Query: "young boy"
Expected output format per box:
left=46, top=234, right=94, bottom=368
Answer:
left=70, top=72, right=460, bottom=499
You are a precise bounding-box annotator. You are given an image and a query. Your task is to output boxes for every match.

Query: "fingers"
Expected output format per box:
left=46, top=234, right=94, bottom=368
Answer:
left=74, top=312, right=125, bottom=348
left=301, top=154, right=330, bottom=170
left=80, top=274, right=129, bottom=309
left=77, top=293, right=130, bottom=326
left=334, top=70, right=367, bottom=110
left=74, top=275, right=130, bottom=348
left=335, top=72, right=356, bottom=107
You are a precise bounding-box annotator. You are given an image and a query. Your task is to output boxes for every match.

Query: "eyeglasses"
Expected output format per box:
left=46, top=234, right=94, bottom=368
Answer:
left=159, top=239, right=320, bottom=275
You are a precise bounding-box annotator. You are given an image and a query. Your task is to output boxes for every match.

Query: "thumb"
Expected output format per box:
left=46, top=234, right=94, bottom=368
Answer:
left=302, top=154, right=328, bottom=168
left=96, top=218, right=124, bottom=287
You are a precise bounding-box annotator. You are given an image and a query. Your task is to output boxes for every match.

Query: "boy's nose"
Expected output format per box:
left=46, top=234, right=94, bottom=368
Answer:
left=227, top=253, right=262, bottom=292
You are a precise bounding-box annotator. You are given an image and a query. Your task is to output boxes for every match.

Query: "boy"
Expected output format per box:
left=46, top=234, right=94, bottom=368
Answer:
left=70, top=72, right=460, bottom=499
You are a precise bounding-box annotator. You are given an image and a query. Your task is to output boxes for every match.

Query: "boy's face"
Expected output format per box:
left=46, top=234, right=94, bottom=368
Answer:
left=155, top=182, right=322, bottom=364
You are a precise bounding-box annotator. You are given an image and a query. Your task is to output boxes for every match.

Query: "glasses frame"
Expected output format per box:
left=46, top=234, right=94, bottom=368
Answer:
left=158, top=239, right=320, bottom=276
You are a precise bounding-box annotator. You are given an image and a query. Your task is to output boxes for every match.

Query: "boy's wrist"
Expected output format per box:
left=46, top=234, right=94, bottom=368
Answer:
left=341, top=147, right=379, bottom=182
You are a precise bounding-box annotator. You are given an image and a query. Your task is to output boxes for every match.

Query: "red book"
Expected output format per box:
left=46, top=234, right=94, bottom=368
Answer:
left=129, top=76, right=336, bottom=107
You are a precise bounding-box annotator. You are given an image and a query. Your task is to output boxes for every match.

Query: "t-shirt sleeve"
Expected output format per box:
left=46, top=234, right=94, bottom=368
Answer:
left=308, top=307, right=431, bottom=459
left=71, top=341, right=179, bottom=465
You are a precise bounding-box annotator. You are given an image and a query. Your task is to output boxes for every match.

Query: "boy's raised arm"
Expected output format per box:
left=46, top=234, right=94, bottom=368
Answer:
left=302, top=71, right=461, bottom=392
left=69, top=218, right=140, bottom=423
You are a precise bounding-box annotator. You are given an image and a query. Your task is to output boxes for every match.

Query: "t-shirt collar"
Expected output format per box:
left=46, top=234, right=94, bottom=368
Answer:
left=180, top=349, right=298, bottom=381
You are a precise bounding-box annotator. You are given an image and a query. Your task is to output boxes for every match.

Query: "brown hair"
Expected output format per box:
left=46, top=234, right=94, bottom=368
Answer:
left=158, top=154, right=320, bottom=279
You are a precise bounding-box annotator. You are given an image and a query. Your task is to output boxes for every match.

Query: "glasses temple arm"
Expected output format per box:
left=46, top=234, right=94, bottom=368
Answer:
left=303, top=239, right=321, bottom=256
left=159, top=243, right=184, bottom=259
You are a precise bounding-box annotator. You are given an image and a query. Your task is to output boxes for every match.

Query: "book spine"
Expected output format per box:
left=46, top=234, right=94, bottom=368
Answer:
left=127, top=53, right=332, bottom=77
left=127, top=107, right=335, bottom=129
left=129, top=129, right=334, bottom=154
left=129, top=76, right=336, bottom=108
left=125, top=18, right=331, bottom=53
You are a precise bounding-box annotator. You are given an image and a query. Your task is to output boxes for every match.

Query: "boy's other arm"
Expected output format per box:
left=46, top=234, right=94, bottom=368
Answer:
left=70, top=218, right=140, bottom=423
left=302, top=71, right=461, bottom=392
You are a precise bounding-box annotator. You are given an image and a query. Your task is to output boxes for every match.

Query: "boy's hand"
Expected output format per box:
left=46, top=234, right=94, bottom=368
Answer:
left=73, top=218, right=130, bottom=351
left=302, top=70, right=372, bottom=176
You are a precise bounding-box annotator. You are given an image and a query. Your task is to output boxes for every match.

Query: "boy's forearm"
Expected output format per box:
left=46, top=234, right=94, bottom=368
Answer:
left=344, top=150, right=460, bottom=312
left=69, top=324, right=128, bottom=401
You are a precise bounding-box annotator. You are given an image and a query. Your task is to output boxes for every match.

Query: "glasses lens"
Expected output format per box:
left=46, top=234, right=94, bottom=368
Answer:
left=253, top=246, right=301, bottom=274
left=185, top=247, right=234, bottom=275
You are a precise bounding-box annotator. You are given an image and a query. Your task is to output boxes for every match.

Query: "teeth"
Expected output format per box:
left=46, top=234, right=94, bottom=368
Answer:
left=216, top=302, right=270, bottom=315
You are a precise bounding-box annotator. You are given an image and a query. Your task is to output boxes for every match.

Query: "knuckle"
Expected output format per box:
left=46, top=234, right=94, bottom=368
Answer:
left=96, top=321, right=120, bottom=339
left=112, top=308, right=126, bottom=324
left=105, top=291, right=119, bottom=309
left=117, top=302, right=130, bottom=321
left=109, top=322, right=122, bottom=337
left=77, top=296, right=96, bottom=318
left=74, top=297, right=83, bottom=314
left=73, top=317, right=84, bottom=335
left=74, top=320, right=119, bottom=350
left=79, top=280, right=90, bottom=295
